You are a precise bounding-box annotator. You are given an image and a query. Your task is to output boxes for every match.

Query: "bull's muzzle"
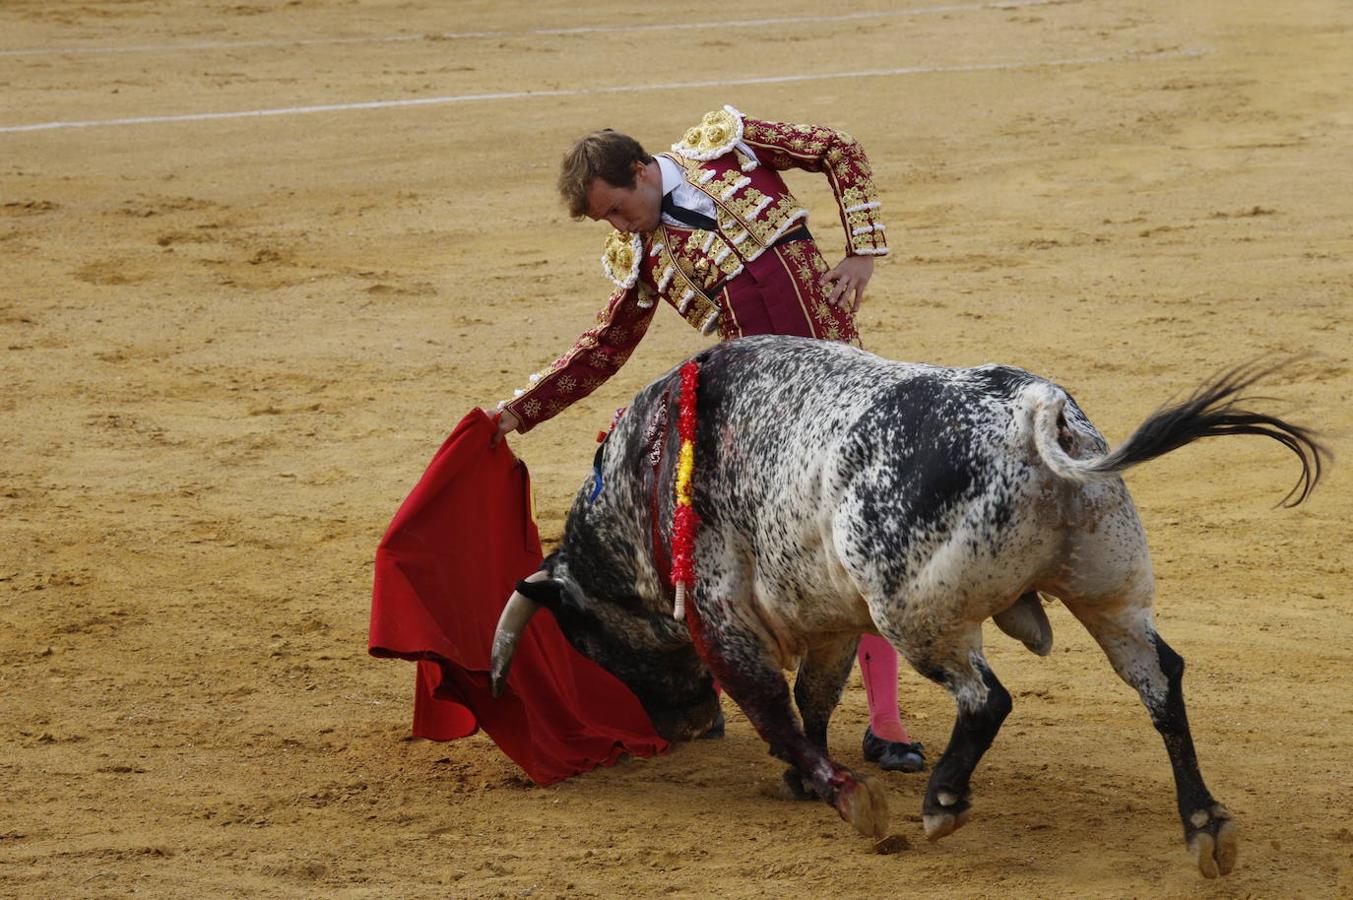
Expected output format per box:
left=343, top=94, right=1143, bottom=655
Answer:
left=489, top=573, right=547, bottom=697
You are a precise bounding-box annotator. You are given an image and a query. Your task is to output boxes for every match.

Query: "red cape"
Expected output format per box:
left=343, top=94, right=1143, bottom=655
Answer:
left=368, top=409, right=667, bottom=785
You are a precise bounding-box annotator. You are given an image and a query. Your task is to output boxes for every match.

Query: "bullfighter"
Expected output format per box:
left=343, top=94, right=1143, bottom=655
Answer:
left=491, top=105, right=923, bottom=773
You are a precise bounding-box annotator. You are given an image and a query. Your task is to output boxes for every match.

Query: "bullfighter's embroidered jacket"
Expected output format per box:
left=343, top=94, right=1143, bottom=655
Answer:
left=501, top=106, right=889, bottom=432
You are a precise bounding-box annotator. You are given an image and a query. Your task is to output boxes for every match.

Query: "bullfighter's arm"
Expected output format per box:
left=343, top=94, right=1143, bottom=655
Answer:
left=740, top=116, right=889, bottom=258
left=499, top=285, right=659, bottom=433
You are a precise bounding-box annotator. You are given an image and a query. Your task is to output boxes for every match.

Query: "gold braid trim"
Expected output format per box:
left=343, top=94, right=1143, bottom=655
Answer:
left=600, top=230, right=643, bottom=289
left=671, top=105, right=745, bottom=161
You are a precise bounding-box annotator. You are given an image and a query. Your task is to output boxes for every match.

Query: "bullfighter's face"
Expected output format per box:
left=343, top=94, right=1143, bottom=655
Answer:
left=584, top=160, right=663, bottom=235
left=498, top=556, right=720, bottom=742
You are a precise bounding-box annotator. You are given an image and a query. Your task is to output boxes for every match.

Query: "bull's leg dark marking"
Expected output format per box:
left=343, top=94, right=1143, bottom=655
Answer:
left=794, top=634, right=861, bottom=753
left=1065, top=601, right=1238, bottom=878
left=781, top=634, right=861, bottom=799
left=916, top=654, right=1012, bottom=840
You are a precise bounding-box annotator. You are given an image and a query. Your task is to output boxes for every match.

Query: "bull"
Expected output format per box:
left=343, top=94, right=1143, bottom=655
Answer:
left=489, top=335, right=1324, bottom=878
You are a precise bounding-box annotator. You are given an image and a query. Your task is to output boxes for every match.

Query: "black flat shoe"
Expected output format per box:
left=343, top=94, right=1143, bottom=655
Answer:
left=862, top=726, right=925, bottom=772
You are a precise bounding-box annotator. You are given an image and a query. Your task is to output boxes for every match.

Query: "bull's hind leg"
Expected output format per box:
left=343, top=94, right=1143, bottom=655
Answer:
left=1064, top=597, right=1238, bottom=878
left=889, top=627, right=1012, bottom=841
left=689, top=598, right=887, bottom=837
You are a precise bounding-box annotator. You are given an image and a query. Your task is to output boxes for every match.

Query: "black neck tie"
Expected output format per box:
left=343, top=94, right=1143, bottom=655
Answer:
left=661, top=192, right=719, bottom=231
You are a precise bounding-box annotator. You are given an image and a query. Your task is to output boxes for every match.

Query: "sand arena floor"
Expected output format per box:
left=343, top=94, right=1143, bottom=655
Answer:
left=2, top=0, right=1351, bottom=896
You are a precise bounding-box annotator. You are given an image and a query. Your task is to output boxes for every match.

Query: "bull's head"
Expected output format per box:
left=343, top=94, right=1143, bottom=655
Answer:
left=490, top=557, right=719, bottom=742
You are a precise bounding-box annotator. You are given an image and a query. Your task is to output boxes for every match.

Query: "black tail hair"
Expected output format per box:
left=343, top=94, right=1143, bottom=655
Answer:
left=1097, top=358, right=1328, bottom=506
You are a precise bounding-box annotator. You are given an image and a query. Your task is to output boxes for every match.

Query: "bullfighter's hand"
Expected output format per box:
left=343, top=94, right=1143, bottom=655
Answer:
left=491, top=408, right=521, bottom=446
left=821, top=255, right=875, bottom=313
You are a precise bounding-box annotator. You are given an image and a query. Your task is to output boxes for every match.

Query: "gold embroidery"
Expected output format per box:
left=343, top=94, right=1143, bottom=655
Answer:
left=655, top=227, right=720, bottom=329
left=672, top=107, right=743, bottom=160
left=841, top=186, right=880, bottom=209
left=847, top=209, right=876, bottom=229
left=722, top=185, right=770, bottom=221
left=601, top=230, right=642, bottom=288
left=707, top=168, right=747, bottom=200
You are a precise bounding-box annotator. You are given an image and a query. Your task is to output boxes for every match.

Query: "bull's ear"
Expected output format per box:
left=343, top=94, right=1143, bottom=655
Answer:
left=514, top=578, right=566, bottom=610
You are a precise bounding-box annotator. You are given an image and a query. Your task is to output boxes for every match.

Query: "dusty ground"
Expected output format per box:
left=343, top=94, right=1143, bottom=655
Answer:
left=2, top=0, right=1351, bottom=896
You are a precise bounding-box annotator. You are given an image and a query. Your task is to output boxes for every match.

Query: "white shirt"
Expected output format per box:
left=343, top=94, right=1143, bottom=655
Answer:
left=656, top=154, right=718, bottom=227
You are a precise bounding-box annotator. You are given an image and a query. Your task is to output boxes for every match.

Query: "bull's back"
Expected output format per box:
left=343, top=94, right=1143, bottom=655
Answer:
left=687, top=340, right=1051, bottom=609
left=591, top=337, right=1108, bottom=620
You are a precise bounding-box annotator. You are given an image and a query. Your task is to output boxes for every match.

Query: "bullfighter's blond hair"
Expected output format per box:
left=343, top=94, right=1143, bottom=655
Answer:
left=558, top=129, right=653, bottom=219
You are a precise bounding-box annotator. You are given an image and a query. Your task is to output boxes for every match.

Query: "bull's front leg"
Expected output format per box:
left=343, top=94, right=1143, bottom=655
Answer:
left=688, top=593, right=887, bottom=837
left=780, top=634, right=861, bottom=801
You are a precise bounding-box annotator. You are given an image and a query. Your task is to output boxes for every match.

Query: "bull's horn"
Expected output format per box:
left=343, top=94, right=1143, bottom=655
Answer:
left=490, top=590, right=541, bottom=697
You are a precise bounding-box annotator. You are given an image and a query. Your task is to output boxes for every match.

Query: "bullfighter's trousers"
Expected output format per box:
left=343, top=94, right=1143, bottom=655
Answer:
left=716, top=238, right=861, bottom=345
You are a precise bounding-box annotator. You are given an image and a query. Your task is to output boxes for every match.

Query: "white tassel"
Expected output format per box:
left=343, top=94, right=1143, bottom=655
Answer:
left=673, top=583, right=687, bottom=621
left=735, top=140, right=760, bottom=171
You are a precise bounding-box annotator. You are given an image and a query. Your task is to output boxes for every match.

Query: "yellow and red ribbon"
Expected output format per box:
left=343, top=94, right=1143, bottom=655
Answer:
left=671, top=360, right=700, bottom=620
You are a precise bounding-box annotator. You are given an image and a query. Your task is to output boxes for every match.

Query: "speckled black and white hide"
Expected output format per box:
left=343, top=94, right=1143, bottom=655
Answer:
left=490, top=335, right=1324, bottom=878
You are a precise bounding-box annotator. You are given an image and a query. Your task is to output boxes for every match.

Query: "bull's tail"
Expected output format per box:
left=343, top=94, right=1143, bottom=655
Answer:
left=1030, top=360, right=1327, bottom=507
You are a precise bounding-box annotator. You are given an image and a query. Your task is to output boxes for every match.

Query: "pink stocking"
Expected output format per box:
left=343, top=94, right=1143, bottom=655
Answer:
left=857, top=634, right=911, bottom=743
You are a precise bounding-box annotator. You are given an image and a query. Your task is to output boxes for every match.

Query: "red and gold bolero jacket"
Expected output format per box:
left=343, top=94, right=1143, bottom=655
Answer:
left=501, top=106, right=889, bottom=432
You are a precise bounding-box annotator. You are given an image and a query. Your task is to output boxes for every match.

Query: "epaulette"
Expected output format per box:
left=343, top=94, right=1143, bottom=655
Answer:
left=601, top=230, right=643, bottom=289
left=671, top=105, right=745, bottom=161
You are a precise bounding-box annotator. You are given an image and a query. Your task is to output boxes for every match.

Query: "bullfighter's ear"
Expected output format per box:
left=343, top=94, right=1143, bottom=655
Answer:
left=514, top=578, right=566, bottom=610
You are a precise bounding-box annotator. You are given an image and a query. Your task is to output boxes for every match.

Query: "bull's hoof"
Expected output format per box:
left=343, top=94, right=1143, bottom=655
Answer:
left=922, top=807, right=973, bottom=841
left=1186, top=804, right=1238, bottom=878
left=835, top=773, right=890, bottom=839
left=779, top=767, right=818, bottom=801
left=922, top=788, right=973, bottom=841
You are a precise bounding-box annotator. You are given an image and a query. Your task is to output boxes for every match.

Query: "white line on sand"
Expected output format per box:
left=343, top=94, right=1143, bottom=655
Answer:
left=0, top=50, right=1205, bottom=136
left=0, top=0, right=1052, bottom=58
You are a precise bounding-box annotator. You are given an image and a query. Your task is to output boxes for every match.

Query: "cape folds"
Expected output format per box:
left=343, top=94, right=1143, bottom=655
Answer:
left=368, top=408, right=666, bottom=785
